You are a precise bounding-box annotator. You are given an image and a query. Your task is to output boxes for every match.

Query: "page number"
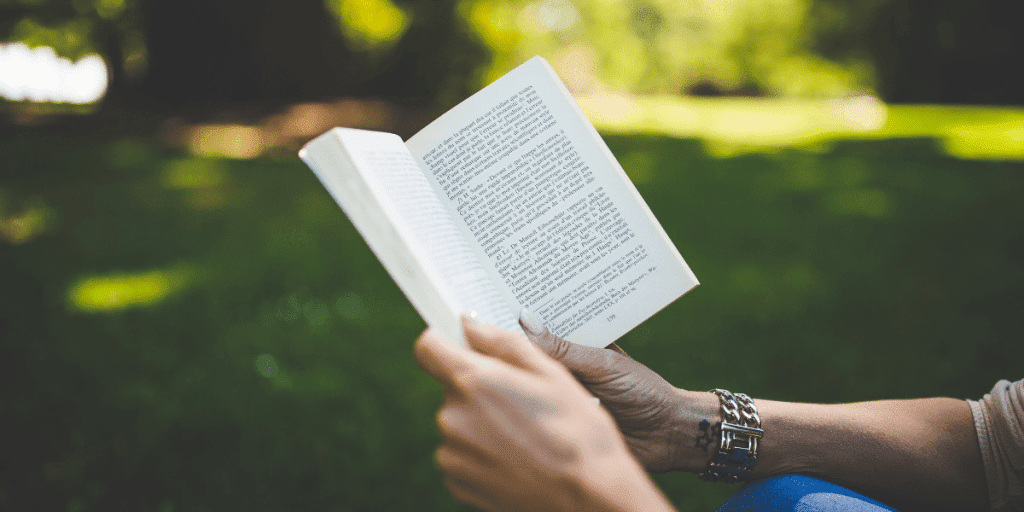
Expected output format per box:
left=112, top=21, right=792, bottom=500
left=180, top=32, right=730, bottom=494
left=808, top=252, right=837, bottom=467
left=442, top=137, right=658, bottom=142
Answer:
left=607, top=314, right=616, bottom=322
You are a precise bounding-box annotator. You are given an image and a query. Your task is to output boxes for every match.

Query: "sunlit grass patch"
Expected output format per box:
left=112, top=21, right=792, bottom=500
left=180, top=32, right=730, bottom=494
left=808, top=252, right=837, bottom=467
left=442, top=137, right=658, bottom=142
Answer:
left=943, top=120, right=1024, bottom=162
left=68, top=266, right=198, bottom=313
left=161, top=158, right=229, bottom=189
left=578, top=93, right=1024, bottom=161
left=161, top=158, right=233, bottom=209
left=184, top=124, right=264, bottom=160
left=0, top=193, right=53, bottom=245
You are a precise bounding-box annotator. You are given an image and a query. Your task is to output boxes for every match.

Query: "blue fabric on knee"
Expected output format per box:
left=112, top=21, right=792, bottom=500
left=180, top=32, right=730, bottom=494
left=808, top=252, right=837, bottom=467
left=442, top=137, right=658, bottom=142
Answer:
left=715, top=474, right=899, bottom=512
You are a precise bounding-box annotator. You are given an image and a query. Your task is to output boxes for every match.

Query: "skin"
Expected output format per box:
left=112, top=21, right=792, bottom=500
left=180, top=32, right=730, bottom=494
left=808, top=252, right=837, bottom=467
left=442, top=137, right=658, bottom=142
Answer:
left=519, top=319, right=990, bottom=512
left=414, top=315, right=989, bottom=512
left=413, top=317, right=676, bottom=512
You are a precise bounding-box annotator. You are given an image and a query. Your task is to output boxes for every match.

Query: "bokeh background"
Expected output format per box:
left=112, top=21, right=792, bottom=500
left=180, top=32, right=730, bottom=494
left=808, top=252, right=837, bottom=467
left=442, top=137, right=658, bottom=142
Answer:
left=2, top=1, right=1022, bottom=510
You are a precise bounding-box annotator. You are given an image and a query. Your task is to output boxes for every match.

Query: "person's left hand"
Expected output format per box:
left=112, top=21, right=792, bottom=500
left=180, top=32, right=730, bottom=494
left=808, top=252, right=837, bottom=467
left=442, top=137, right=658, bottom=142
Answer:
left=414, top=317, right=676, bottom=512
left=518, top=311, right=717, bottom=474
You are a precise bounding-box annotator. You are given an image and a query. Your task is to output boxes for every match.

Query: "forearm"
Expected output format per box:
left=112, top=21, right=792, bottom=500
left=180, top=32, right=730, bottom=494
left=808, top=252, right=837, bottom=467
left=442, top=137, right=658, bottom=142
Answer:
left=674, top=391, right=988, bottom=512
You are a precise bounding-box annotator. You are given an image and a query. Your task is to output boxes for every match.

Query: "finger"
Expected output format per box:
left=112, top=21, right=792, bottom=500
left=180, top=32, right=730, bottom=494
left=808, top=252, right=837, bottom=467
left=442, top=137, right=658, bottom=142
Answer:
left=435, top=443, right=493, bottom=480
left=436, top=446, right=498, bottom=510
left=444, top=476, right=493, bottom=511
left=518, top=311, right=597, bottom=367
left=519, top=321, right=629, bottom=383
left=518, top=309, right=573, bottom=361
left=521, top=308, right=632, bottom=363
left=518, top=307, right=580, bottom=361
left=608, top=342, right=631, bottom=358
left=462, top=315, right=553, bottom=373
left=436, top=402, right=494, bottom=459
left=518, top=307, right=548, bottom=338
left=413, top=328, right=475, bottom=387
left=439, top=348, right=571, bottom=428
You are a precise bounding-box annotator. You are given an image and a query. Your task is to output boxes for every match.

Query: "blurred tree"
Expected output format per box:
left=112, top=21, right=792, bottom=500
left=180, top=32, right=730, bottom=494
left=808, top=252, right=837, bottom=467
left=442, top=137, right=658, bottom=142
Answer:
left=135, top=0, right=489, bottom=110
left=2, top=0, right=1019, bottom=109
left=461, top=0, right=1022, bottom=104
left=367, top=0, right=492, bottom=108
left=867, top=0, right=1023, bottom=104
left=136, top=0, right=356, bottom=108
left=461, top=0, right=876, bottom=98
left=0, top=0, right=491, bottom=112
left=0, top=0, right=142, bottom=106
left=808, top=0, right=1023, bottom=104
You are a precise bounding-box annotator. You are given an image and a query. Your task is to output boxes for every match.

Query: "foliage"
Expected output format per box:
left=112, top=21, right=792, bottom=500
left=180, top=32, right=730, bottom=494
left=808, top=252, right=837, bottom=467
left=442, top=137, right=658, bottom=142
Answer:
left=325, top=0, right=411, bottom=52
left=0, top=0, right=491, bottom=109
left=459, top=0, right=1023, bottom=103
left=0, top=0, right=139, bottom=59
left=3, top=0, right=1021, bottom=106
left=460, top=0, right=877, bottom=97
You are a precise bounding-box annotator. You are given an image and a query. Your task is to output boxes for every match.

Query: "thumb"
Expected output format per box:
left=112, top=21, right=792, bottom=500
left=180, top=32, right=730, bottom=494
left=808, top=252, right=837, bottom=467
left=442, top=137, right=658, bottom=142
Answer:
left=518, top=308, right=625, bottom=380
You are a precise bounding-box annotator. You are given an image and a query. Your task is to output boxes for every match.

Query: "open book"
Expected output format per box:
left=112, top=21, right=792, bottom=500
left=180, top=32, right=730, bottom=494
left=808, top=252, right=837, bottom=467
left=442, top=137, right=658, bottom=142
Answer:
left=299, top=56, right=697, bottom=348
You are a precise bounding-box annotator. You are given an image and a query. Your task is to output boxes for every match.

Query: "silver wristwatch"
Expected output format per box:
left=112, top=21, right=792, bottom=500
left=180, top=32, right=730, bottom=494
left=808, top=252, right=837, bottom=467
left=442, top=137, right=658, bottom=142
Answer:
left=698, top=388, right=763, bottom=484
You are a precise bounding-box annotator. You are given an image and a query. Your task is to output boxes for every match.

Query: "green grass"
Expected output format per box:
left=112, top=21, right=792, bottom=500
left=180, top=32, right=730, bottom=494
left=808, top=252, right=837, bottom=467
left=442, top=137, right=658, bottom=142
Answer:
left=580, top=95, right=1024, bottom=161
left=1, top=129, right=1022, bottom=511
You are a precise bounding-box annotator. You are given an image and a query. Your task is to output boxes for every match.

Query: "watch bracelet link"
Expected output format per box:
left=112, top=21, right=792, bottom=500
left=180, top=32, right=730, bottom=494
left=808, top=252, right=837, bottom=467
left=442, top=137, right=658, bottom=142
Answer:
left=698, top=388, right=763, bottom=484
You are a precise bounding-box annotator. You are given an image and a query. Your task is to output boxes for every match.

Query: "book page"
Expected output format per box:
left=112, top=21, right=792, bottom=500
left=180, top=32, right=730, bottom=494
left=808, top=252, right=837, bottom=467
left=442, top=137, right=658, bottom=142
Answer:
left=406, top=57, right=698, bottom=348
left=300, top=128, right=517, bottom=345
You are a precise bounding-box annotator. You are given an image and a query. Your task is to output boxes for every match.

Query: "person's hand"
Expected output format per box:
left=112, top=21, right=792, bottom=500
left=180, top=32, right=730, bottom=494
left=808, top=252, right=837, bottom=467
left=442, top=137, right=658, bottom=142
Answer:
left=519, top=310, right=717, bottom=474
left=414, top=317, right=676, bottom=512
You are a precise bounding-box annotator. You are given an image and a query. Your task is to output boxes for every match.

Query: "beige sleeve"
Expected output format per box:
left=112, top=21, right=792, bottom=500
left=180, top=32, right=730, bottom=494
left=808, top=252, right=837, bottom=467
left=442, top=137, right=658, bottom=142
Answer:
left=969, top=379, right=1024, bottom=512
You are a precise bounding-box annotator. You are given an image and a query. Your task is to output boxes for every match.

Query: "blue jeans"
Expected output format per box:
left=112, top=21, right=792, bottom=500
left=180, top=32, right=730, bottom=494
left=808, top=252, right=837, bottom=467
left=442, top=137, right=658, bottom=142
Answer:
left=716, top=475, right=899, bottom=512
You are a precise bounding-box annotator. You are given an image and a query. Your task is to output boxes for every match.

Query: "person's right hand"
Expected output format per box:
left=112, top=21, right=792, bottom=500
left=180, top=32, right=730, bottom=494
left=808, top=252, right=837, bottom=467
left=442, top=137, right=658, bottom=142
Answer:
left=415, top=318, right=677, bottom=512
left=519, top=310, right=717, bottom=474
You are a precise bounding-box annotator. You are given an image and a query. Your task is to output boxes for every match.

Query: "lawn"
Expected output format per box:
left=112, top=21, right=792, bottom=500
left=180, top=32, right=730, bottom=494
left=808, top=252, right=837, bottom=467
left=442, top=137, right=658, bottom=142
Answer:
left=1, top=124, right=1021, bottom=511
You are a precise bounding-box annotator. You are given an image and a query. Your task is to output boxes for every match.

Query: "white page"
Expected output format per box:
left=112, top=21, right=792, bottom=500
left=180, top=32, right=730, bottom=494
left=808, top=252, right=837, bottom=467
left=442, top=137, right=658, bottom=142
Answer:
left=300, top=129, right=517, bottom=345
left=406, top=57, right=698, bottom=348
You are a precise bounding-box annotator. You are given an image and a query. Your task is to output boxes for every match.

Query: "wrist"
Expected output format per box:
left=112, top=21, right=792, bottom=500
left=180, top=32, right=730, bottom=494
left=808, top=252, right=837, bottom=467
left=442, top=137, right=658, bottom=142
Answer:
left=697, top=389, right=764, bottom=483
left=666, top=388, right=721, bottom=473
left=574, top=455, right=677, bottom=512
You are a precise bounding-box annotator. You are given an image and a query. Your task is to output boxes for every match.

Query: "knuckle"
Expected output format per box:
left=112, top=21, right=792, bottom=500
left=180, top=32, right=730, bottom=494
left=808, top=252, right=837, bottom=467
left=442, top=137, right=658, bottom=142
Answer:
left=536, top=354, right=567, bottom=375
left=598, top=348, right=620, bottom=369
left=453, top=370, right=482, bottom=393
left=546, top=334, right=571, bottom=360
left=435, top=408, right=459, bottom=439
left=412, top=338, right=428, bottom=362
left=434, top=445, right=452, bottom=469
left=444, top=477, right=472, bottom=502
left=527, top=329, right=553, bottom=349
left=458, top=362, right=500, bottom=390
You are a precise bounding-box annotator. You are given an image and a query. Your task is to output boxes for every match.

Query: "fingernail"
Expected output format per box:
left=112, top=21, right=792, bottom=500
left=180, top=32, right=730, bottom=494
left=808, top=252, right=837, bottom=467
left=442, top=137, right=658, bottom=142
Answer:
left=519, top=308, right=546, bottom=336
left=461, top=311, right=479, bottom=326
